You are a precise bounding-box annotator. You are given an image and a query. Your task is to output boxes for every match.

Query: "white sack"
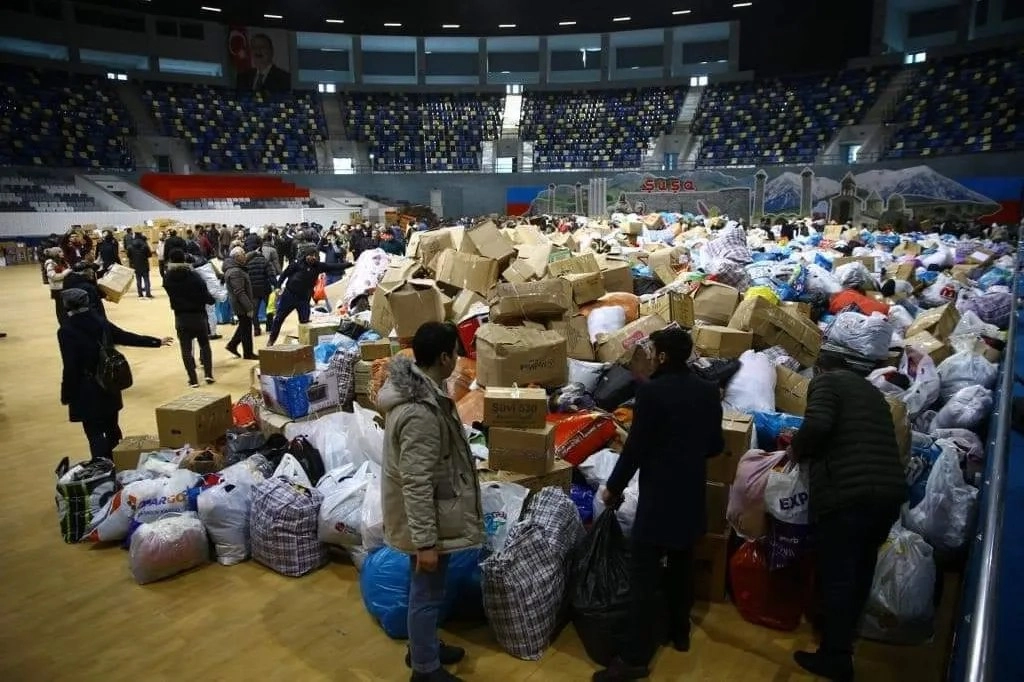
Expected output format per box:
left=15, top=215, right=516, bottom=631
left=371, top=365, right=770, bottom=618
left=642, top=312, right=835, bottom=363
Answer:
left=764, top=461, right=810, bottom=525
left=936, top=351, right=998, bottom=402
left=723, top=350, right=776, bottom=413
left=481, top=481, right=530, bottom=553
left=587, top=306, right=626, bottom=342
left=197, top=482, right=253, bottom=565
left=861, top=523, right=936, bottom=644
left=902, top=443, right=977, bottom=552
left=826, top=311, right=893, bottom=359
left=932, top=385, right=993, bottom=431
left=568, top=359, right=609, bottom=393
left=318, top=462, right=370, bottom=548
left=128, top=513, right=209, bottom=584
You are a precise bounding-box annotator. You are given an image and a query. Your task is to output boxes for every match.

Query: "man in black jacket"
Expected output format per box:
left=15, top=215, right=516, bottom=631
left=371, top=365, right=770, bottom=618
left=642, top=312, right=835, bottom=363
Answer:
left=245, top=247, right=277, bottom=336
left=595, top=328, right=724, bottom=682
left=125, top=233, right=153, bottom=299
left=96, top=230, right=120, bottom=273
left=163, top=229, right=187, bottom=257
left=163, top=249, right=217, bottom=387
left=266, top=245, right=350, bottom=346
left=63, top=261, right=106, bottom=319
left=789, top=351, right=906, bottom=682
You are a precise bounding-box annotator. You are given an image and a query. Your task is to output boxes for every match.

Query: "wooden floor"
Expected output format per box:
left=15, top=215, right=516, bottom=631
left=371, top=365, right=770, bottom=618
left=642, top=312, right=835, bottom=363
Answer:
left=0, top=263, right=953, bottom=681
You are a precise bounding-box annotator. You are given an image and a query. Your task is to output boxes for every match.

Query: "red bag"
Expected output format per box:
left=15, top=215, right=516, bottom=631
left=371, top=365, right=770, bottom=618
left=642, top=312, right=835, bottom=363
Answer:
left=313, top=273, right=327, bottom=302
left=729, top=540, right=806, bottom=631
left=829, top=289, right=890, bottom=316
left=548, top=411, right=617, bottom=466
left=232, top=400, right=257, bottom=428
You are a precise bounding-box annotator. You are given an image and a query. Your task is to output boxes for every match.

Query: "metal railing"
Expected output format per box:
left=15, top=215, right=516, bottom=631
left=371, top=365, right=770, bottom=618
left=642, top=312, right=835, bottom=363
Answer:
left=950, top=226, right=1021, bottom=682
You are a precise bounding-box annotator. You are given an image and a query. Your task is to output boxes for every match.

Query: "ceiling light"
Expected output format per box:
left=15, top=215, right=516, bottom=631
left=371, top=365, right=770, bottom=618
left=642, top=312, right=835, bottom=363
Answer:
left=672, top=9, right=692, bottom=15
left=558, top=20, right=576, bottom=26
left=498, top=23, right=516, bottom=28
left=325, top=18, right=344, bottom=24
left=442, top=23, right=460, bottom=29
left=200, top=6, right=221, bottom=12
left=263, top=13, right=282, bottom=19
left=383, top=22, right=402, bottom=27
left=613, top=16, right=631, bottom=22
left=732, top=2, right=752, bottom=6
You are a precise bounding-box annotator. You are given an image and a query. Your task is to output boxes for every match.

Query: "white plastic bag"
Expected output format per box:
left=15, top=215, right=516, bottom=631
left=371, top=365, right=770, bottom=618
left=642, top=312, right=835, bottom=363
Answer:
left=567, top=359, right=609, bottom=393
left=481, top=481, right=530, bottom=553
left=285, top=412, right=352, bottom=471
left=921, top=245, right=954, bottom=270
left=903, top=443, right=978, bottom=552
left=273, top=453, right=313, bottom=488
left=360, top=470, right=384, bottom=552
left=834, top=261, right=872, bottom=289
left=887, top=304, right=915, bottom=332
left=593, top=481, right=640, bottom=537
left=723, top=350, right=776, bottom=414
left=936, top=351, right=998, bottom=401
left=128, top=513, right=209, bottom=584
left=861, top=523, right=936, bottom=644
left=826, top=311, right=893, bottom=359
left=896, top=346, right=941, bottom=417
left=920, top=274, right=960, bottom=307
left=197, top=482, right=253, bottom=565
left=350, top=404, right=385, bottom=466
left=587, top=306, right=626, bottom=342
left=764, top=461, right=810, bottom=525
left=577, top=448, right=621, bottom=489
left=318, top=462, right=371, bottom=548
left=931, top=385, right=993, bottom=431
left=805, top=263, right=842, bottom=296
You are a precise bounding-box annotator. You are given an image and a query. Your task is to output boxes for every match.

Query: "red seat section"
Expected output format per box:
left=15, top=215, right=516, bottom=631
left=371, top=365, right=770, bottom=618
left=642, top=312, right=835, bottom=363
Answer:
left=139, top=173, right=311, bottom=203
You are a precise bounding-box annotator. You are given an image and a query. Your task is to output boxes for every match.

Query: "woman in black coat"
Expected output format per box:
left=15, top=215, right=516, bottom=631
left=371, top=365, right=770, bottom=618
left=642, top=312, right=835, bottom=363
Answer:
left=596, top=327, right=724, bottom=682
left=57, top=289, right=172, bottom=460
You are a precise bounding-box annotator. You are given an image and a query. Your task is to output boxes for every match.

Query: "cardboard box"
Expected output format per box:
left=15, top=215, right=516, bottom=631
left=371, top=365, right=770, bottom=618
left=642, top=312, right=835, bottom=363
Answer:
left=780, top=301, right=811, bottom=320
left=595, top=314, right=667, bottom=365
left=547, top=314, right=595, bottom=361
left=894, top=241, right=922, bottom=257
left=694, top=532, right=729, bottom=603
left=489, top=278, right=573, bottom=322
left=359, top=340, right=393, bottom=361
left=832, top=255, right=877, bottom=272
left=513, top=224, right=546, bottom=245
left=450, top=288, right=489, bottom=323
left=904, top=331, right=952, bottom=365
left=484, top=387, right=548, bottom=429
left=370, top=286, right=395, bottom=336
left=774, top=365, right=808, bottom=416
left=905, top=303, right=960, bottom=342
left=599, top=258, right=635, bottom=293
left=405, top=229, right=453, bottom=271
left=435, top=248, right=500, bottom=295
left=692, top=325, right=753, bottom=360
left=691, top=282, right=740, bottom=326
left=260, top=369, right=340, bottom=419
left=893, top=262, right=917, bottom=284
left=462, top=220, right=516, bottom=263
left=502, top=259, right=537, bottom=285
left=966, top=248, right=995, bottom=267
left=728, top=297, right=821, bottom=368
left=705, top=481, right=730, bottom=535
left=708, top=412, right=752, bottom=484
left=259, top=345, right=315, bottom=377
left=823, top=224, right=843, bottom=240
left=487, top=424, right=556, bottom=476
left=562, top=271, right=605, bottom=305
left=517, top=242, right=555, bottom=279
left=625, top=221, right=643, bottom=236
left=475, top=324, right=568, bottom=388
left=110, top=434, right=160, bottom=472
left=548, top=252, right=601, bottom=278
left=155, top=392, right=232, bottom=448
left=298, top=320, right=341, bottom=347
left=384, top=279, right=447, bottom=338
left=886, top=396, right=911, bottom=466
left=379, top=257, right=422, bottom=286
left=258, top=405, right=325, bottom=438
left=96, top=263, right=134, bottom=303
left=478, top=457, right=572, bottom=494
left=548, top=231, right=577, bottom=251
left=640, top=290, right=695, bottom=328
left=648, top=246, right=687, bottom=285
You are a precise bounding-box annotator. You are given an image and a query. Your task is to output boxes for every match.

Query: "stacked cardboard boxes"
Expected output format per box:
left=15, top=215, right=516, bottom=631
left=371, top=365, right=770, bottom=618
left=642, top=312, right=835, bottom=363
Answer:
left=258, top=345, right=341, bottom=419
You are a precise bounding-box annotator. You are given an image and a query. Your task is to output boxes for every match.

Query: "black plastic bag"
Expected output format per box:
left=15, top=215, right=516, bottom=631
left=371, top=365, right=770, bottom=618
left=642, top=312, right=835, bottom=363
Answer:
left=570, top=510, right=632, bottom=666
left=690, top=357, right=742, bottom=389
left=592, top=365, right=637, bottom=411
left=224, top=428, right=267, bottom=466
left=337, top=319, right=370, bottom=341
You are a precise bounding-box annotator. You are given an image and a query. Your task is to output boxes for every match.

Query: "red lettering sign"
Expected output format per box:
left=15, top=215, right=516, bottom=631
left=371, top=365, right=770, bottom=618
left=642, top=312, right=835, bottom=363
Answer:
left=639, top=177, right=697, bottom=193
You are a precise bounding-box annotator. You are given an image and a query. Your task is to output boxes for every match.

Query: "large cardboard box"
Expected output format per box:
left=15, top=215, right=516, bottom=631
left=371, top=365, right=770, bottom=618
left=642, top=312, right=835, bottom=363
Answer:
left=905, top=331, right=952, bottom=365
left=462, top=220, right=516, bottom=264
left=359, top=340, right=393, bottom=361
left=483, top=387, right=548, bottom=429
left=694, top=532, right=729, bottom=603
left=648, top=246, right=687, bottom=285
left=599, top=258, right=635, bottom=293
left=708, top=412, right=752, bottom=484
left=774, top=365, right=809, bottom=416
left=893, top=262, right=917, bottom=284
left=595, top=314, right=667, bottom=365
left=513, top=224, right=546, bottom=245
left=502, top=259, right=537, bottom=284
left=434, top=248, right=500, bottom=295
left=548, top=252, right=601, bottom=278
left=692, top=325, right=752, bottom=360
left=691, top=282, right=740, bottom=326
left=886, top=396, right=911, bottom=466
left=450, top=288, right=489, bottom=323
left=259, top=345, right=315, bottom=377
left=548, top=231, right=577, bottom=251
left=96, top=263, right=134, bottom=303
left=489, top=278, right=573, bottom=322
left=487, top=424, right=556, bottom=475
left=639, top=290, right=695, bottom=328
left=517, top=242, right=554, bottom=279
left=905, top=303, right=960, bottom=342
left=562, top=271, right=605, bottom=305
left=379, top=257, right=422, bottom=286
left=728, top=297, right=821, bottom=367
left=111, top=434, right=160, bottom=472
left=405, top=229, right=453, bottom=271
left=369, top=286, right=395, bottom=336
left=780, top=301, right=811, bottom=320
left=832, top=255, right=877, bottom=272
left=297, top=320, right=341, bottom=347
left=260, top=369, right=340, bottom=419
left=705, top=481, right=730, bottom=536
left=475, top=324, right=568, bottom=388
left=547, top=314, right=595, bottom=361
left=155, top=392, right=232, bottom=448
left=478, top=457, right=572, bottom=494
left=384, top=279, right=447, bottom=338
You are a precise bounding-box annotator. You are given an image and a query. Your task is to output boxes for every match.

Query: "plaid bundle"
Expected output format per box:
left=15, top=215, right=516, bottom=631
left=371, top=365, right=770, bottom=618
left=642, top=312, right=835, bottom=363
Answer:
left=960, top=291, right=1012, bottom=328
left=329, top=346, right=361, bottom=408
left=250, top=476, right=326, bottom=577
left=761, top=345, right=802, bottom=371
left=704, top=225, right=752, bottom=265
left=55, top=457, right=118, bottom=544
left=707, top=257, right=752, bottom=291
left=512, top=487, right=584, bottom=560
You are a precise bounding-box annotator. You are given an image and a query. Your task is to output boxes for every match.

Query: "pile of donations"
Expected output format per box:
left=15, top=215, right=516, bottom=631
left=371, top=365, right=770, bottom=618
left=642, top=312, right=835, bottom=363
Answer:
left=54, top=213, right=1015, bottom=660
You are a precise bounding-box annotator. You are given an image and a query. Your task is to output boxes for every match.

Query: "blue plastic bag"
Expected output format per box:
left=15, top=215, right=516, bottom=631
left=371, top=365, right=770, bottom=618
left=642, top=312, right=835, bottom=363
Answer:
left=977, top=267, right=1011, bottom=290
left=571, top=483, right=596, bottom=524
left=876, top=234, right=900, bottom=251
left=753, top=412, right=805, bottom=449
left=359, top=546, right=483, bottom=639
left=215, top=300, right=233, bottom=324
left=314, top=339, right=340, bottom=365
left=814, top=253, right=832, bottom=271
left=917, top=270, right=939, bottom=287
left=358, top=330, right=382, bottom=343
left=907, top=438, right=942, bottom=509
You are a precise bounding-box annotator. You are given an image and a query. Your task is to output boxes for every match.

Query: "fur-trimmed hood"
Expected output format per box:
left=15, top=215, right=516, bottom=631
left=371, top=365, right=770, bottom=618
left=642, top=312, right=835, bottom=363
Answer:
left=376, top=355, right=443, bottom=413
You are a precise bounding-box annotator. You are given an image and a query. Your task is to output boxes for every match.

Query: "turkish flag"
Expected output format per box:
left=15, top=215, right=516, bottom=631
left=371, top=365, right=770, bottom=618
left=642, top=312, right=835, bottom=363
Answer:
left=228, top=26, right=250, bottom=72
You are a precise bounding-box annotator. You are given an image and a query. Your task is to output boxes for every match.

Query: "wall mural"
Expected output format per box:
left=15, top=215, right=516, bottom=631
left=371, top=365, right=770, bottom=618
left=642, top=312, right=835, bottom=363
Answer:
left=507, top=166, right=1022, bottom=226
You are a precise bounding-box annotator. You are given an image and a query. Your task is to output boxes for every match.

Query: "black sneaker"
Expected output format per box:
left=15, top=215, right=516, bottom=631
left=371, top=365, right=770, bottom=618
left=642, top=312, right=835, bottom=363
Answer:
left=410, top=668, right=463, bottom=682
left=405, top=642, right=466, bottom=669
left=209, top=334, right=223, bottom=340
left=592, top=658, right=649, bottom=681
left=204, top=376, right=215, bottom=385
left=793, top=650, right=854, bottom=682
left=188, top=381, right=200, bottom=388
left=225, top=345, right=241, bottom=359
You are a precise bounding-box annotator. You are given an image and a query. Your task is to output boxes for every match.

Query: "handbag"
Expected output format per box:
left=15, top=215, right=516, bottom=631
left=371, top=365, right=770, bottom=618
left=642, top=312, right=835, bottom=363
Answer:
left=55, top=457, right=118, bottom=543
left=95, top=326, right=133, bottom=392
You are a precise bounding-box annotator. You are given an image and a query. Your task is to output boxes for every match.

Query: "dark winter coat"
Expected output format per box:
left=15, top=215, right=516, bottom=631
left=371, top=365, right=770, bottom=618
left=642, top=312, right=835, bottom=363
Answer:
left=792, top=369, right=907, bottom=519
left=223, top=257, right=255, bottom=315
left=277, top=259, right=350, bottom=299
left=62, top=272, right=107, bottom=318
left=245, top=250, right=276, bottom=299
left=163, top=263, right=215, bottom=315
left=125, top=236, right=151, bottom=273
left=96, top=236, right=120, bottom=267
left=163, top=235, right=187, bottom=257
left=606, top=366, right=725, bottom=549
left=379, top=238, right=405, bottom=256
left=243, top=232, right=261, bottom=253
left=58, top=311, right=161, bottom=422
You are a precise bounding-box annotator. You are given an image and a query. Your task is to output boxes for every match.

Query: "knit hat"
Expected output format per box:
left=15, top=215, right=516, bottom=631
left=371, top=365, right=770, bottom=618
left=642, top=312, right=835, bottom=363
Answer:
left=229, top=246, right=245, bottom=259
left=61, top=288, right=90, bottom=313
left=296, top=243, right=317, bottom=259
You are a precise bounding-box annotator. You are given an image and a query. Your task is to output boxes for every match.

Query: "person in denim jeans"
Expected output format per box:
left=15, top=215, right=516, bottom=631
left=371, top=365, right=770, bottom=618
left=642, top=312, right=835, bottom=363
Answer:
left=376, top=323, right=485, bottom=682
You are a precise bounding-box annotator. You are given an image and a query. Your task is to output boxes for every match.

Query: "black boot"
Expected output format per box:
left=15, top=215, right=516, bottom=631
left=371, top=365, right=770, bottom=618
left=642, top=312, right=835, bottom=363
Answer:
left=592, top=658, right=649, bottom=681
left=793, top=650, right=854, bottom=682
left=410, top=668, right=463, bottom=682
left=405, top=642, right=465, bottom=669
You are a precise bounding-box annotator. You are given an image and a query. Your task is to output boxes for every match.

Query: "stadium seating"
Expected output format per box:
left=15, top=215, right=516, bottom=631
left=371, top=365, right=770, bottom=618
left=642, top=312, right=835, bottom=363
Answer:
left=0, top=172, right=102, bottom=212
left=885, top=48, right=1024, bottom=159
left=692, top=69, right=892, bottom=166
left=342, top=92, right=503, bottom=172
left=521, top=87, right=684, bottom=170
left=139, top=173, right=316, bottom=209
left=143, top=84, right=327, bottom=172
left=0, top=66, right=134, bottom=170
left=175, top=198, right=323, bottom=210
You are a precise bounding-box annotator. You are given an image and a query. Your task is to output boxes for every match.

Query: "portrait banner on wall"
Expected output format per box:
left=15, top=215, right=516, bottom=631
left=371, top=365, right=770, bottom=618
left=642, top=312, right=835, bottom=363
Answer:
left=228, top=26, right=292, bottom=92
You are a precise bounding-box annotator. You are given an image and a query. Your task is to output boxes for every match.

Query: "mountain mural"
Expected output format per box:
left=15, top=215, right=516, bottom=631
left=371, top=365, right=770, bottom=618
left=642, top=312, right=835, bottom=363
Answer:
left=851, top=166, right=996, bottom=204
left=764, top=172, right=842, bottom=213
